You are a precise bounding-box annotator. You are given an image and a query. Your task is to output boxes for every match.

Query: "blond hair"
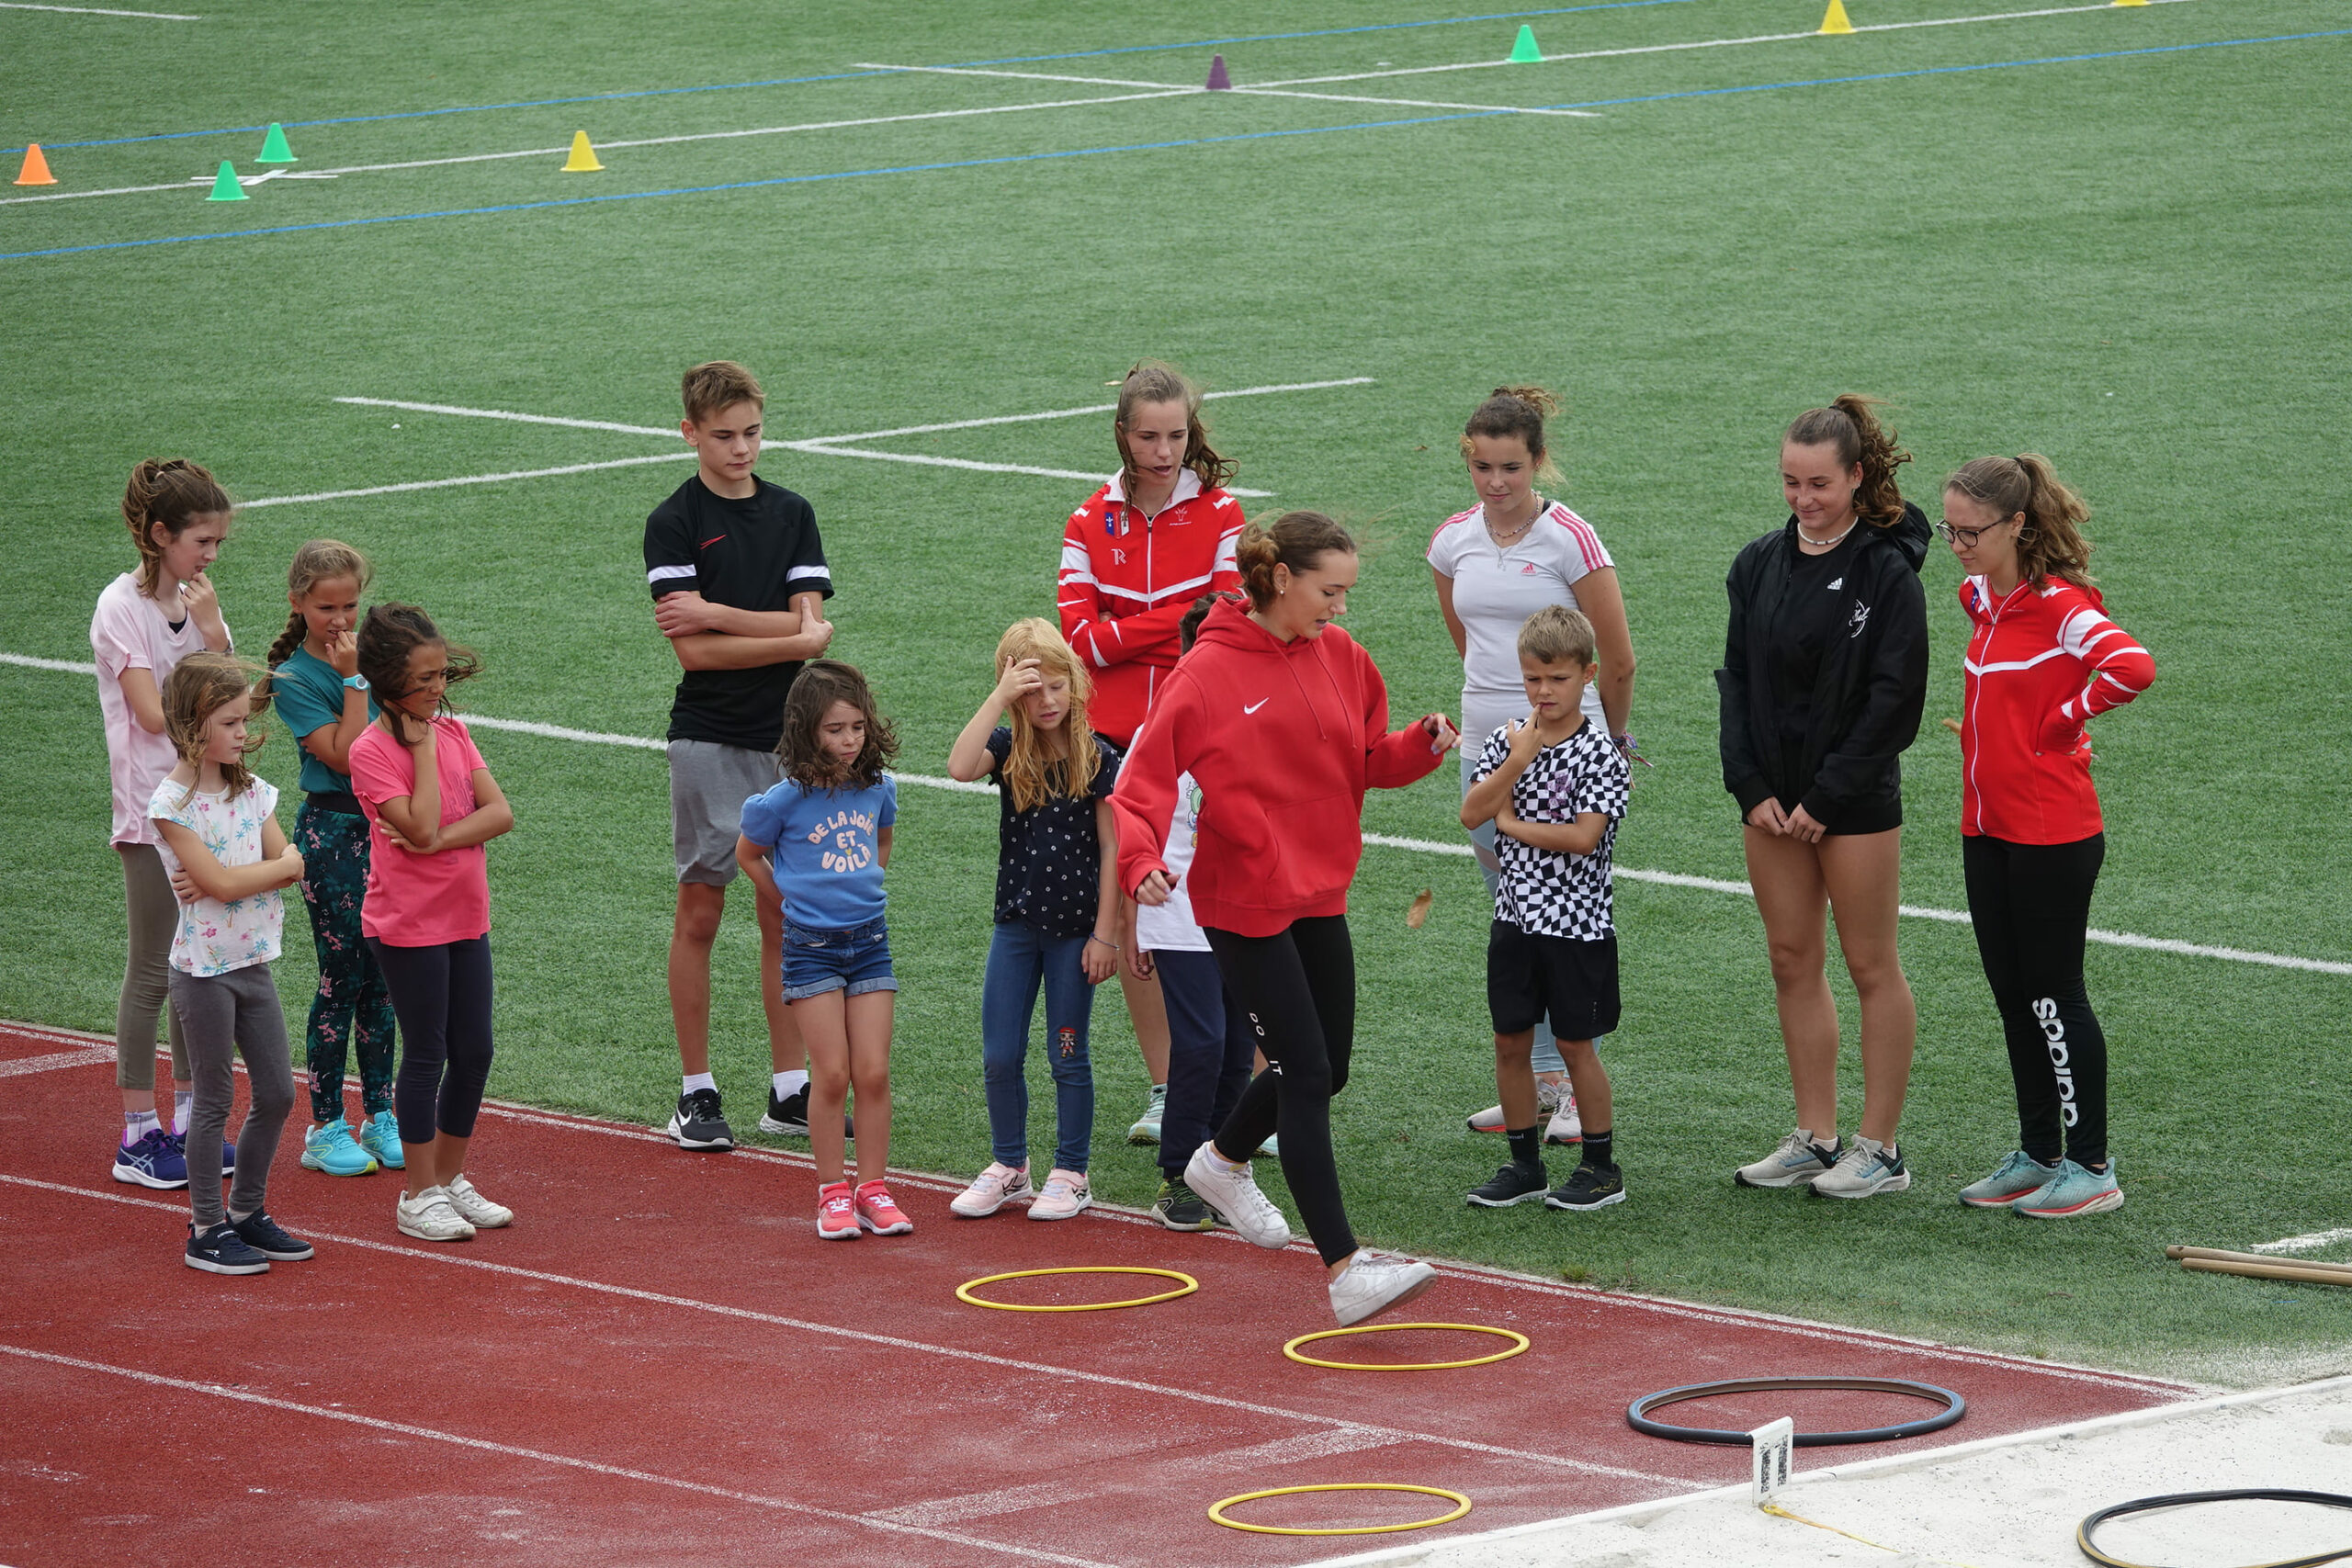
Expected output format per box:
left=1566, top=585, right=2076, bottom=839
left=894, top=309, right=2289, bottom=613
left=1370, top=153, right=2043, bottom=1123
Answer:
left=162, top=651, right=269, bottom=809
left=1518, top=604, right=1597, bottom=667
left=266, top=538, right=373, bottom=670
left=993, top=618, right=1100, bottom=813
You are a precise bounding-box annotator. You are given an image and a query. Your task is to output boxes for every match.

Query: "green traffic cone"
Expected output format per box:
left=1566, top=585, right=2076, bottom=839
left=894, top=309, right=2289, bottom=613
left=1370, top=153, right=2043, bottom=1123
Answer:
left=206, top=160, right=247, bottom=201
left=1508, top=23, right=1541, bottom=62
left=256, top=122, right=295, bottom=164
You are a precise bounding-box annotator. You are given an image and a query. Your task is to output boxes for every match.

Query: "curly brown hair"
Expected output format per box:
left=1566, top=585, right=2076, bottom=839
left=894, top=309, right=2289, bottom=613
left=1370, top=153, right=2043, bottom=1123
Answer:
left=1946, top=454, right=2096, bottom=589
left=1785, top=395, right=1911, bottom=528
left=355, top=604, right=481, bottom=746
left=1460, top=385, right=1565, bottom=484
left=777, top=660, right=899, bottom=790
left=1234, top=511, right=1355, bottom=611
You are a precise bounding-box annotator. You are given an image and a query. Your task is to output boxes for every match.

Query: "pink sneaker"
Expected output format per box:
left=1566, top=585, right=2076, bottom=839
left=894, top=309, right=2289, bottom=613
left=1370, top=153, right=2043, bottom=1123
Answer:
left=855, top=1180, right=912, bottom=1235
left=816, top=1180, right=859, bottom=1239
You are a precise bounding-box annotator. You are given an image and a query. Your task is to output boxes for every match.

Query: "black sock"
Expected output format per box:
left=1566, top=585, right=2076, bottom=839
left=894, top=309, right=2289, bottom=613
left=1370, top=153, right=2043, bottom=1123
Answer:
left=1580, top=1129, right=1614, bottom=1169
left=1506, top=1126, right=1543, bottom=1168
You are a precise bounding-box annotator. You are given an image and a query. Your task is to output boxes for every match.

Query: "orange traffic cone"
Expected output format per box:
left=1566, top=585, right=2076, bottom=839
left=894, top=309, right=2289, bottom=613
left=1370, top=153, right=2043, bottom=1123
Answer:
left=14, top=143, right=57, bottom=186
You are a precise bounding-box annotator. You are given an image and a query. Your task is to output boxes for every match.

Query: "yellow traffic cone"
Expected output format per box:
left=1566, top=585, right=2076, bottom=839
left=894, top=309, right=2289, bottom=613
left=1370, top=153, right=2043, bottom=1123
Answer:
left=560, top=131, right=602, bottom=173
left=1819, top=0, right=1856, bottom=33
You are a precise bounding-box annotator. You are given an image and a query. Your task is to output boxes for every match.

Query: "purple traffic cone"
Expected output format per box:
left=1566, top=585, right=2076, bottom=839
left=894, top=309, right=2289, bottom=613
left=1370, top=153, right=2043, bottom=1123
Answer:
left=1205, top=53, right=1232, bottom=90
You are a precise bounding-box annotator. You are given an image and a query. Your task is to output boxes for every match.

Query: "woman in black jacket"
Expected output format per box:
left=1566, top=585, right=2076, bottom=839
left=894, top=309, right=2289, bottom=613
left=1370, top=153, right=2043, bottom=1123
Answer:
left=1717, top=396, right=1928, bottom=1201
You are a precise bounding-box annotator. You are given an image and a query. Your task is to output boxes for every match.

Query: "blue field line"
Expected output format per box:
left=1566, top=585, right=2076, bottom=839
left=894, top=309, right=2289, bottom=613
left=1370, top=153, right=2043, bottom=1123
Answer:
left=3, top=0, right=1695, bottom=157
left=5, top=26, right=2343, bottom=265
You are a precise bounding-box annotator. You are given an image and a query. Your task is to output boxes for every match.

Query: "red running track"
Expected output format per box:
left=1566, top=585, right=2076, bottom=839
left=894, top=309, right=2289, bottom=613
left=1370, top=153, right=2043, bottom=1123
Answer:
left=0, top=1020, right=2188, bottom=1567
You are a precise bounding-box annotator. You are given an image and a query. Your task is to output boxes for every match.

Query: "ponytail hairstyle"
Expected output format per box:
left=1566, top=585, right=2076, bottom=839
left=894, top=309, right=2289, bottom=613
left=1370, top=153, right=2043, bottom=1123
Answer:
left=777, top=659, right=899, bottom=791
left=1460, top=386, right=1565, bottom=484
left=992, top=617, right=1100, bottom=813
left=1114, top=361, right=1238, bottom=494
left=355, top=603, right=481, bottom=746
left=1945, top=454, right=2096, bottom=589
left=1783, top=395, right=1911, bottom=528
left=122, top=457, right=232, bottom=596
left=266, top=538, right=374, bottom=671
left=1235, top=510, right=1357, bottom=611
left=161, top=651, right=269, bottom=809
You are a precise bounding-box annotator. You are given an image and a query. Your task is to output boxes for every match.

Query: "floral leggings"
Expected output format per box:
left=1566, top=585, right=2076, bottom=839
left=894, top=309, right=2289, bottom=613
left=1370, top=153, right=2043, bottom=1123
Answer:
left=294, top=800, right=397, bottom=1124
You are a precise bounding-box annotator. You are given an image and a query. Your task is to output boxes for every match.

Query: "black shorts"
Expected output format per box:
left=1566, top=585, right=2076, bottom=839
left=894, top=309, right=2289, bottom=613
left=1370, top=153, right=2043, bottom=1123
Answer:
left=1487, top=922, right=1620, bottom=1041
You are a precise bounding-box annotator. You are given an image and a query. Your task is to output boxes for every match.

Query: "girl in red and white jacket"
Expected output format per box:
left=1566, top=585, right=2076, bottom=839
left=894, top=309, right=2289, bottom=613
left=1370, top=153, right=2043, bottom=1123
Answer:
left=1941, top=455, right=2153, bottom=1220
left=1114, top=512, right=1460, bottom=1328
left=1057, top=362, right=1247, bottom=1146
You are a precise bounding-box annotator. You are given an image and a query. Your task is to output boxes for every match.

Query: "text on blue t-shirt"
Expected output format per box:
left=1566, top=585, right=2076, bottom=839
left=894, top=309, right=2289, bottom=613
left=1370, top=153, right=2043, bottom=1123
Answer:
left=739, top=774, right=898, bottom=931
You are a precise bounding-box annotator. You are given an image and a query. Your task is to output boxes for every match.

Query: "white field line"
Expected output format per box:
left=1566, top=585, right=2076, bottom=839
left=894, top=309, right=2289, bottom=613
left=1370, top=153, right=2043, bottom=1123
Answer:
left=0, top=1341, right=1118, bottom=1567
left=2, top=652, right=2343, bottom=976
left=854, top=62, right=1601, bottom=117
left=1, top=1026, right=2199, bottom=1397
left=238, top=452, right=697, bottom=508
left=0, top=1170, right=1681, bottom=1485
left=0, top=1050, right=107, bottom=1077
left=813, top=376, right=1378, bottom=442
left=0, top=89, right=1201, bottom=208
left=0, top=1, right=194, bottom=14
left=2253, top=1228, right=2352, bottom=1256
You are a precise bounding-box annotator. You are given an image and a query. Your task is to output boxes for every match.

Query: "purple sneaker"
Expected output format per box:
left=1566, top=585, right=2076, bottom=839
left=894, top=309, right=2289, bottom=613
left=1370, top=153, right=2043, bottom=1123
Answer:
left=114, top=1128, right=189, bottom=1190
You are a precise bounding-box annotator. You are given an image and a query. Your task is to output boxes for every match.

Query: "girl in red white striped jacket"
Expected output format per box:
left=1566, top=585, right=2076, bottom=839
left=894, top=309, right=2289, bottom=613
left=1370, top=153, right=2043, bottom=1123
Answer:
left=1940, top=455, right=2154, bottom=1220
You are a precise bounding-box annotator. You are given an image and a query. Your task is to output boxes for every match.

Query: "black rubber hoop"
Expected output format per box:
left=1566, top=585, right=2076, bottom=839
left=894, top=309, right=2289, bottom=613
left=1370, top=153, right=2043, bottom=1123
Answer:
left=2077, top=1489, right=2352, bottom=1568
left=1625, top=1376, right=1965, bottom=1446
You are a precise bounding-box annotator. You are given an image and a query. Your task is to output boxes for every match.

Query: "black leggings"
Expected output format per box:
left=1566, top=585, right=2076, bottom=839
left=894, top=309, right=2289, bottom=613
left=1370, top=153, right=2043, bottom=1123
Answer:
left=1205, top=915, right=1358, bottom=1266
left=367, top=935, right=496, bottom=1145
left=1962, top=833, right=2108, bottom=1168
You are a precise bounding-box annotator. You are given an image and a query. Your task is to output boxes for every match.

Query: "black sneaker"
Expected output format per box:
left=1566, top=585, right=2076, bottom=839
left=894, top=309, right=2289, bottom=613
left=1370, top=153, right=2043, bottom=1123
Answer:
left=1466, top=1161, right=1550, bottom=1208
left=230, top=1210, right=314, bottom=1261
left=1545, top=1162, right=1627, bottom=1212
left=186, top=1221, right=270, bottom=1275
left=667, top=1087, right=734, bottom=1150
left=1150, top=1177, right=1215, bottom=1231
left=757, top=1086, right=854, bottom=1139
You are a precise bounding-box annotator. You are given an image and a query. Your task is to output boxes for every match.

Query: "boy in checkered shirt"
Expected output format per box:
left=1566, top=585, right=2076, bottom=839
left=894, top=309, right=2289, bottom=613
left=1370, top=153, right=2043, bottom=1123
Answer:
left=1459, top=606, right=1629, bottom=1213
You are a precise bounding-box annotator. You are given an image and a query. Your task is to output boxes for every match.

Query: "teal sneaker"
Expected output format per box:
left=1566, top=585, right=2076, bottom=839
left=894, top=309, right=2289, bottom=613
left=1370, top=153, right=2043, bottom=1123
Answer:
left=2013, top=1157, right=2123, bottom=1219
left=1960, top=1151, right=2061, bottom=1209
left=358, top=1111, right=405, bottom=1170
left=300, top=1120, right=378, bottom=1177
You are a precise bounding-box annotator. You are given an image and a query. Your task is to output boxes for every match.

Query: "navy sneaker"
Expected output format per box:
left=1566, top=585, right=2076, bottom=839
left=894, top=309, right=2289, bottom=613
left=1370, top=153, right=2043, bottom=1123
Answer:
left=114, top=1128, right=189, bottom=1190
left=230, top=1210, right=314, bottom=1261
left=186, top=1222, right=269, bottom=1275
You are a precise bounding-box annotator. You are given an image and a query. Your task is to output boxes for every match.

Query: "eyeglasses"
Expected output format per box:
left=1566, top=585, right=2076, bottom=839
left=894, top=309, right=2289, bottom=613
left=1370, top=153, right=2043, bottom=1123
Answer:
left=1933, top=519, right=2007, bottom=548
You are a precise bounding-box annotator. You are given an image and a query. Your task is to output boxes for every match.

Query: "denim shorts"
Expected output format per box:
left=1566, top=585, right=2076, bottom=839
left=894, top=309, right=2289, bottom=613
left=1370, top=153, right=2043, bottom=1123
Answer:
left=783, top=918, right=897, bottom=1002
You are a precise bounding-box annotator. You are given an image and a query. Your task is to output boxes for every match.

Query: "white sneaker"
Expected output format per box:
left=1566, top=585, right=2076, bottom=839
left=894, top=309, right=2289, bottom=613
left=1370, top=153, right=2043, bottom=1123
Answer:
left=1126, top=1084, right=1167, bottom=1145
left=444, top=1173, right=513, bottom=1229
left=1466, top=1077, right=1566, bottom=1134
left=1810, top=1135, right=1911, bottom=1200
left=1183, top=1144, right=1291, bottom=1249
left=1734, top=1129, right=1842, bottom=1190
left=1544, top=1094, right=1582, bottom=1145
left=1027, top=1169, right=1091, bottom=1221
left=1329, top=1249, right=1437, bottom=1326
left=396, top=1186, right=476, bottom=1242
left=949, top=1161, right=1032, bottom=1218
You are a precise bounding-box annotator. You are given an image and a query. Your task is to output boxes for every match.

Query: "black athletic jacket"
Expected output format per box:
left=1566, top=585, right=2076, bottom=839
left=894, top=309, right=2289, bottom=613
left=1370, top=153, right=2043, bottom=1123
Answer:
left=1716, top=503, right=1930, bottom=828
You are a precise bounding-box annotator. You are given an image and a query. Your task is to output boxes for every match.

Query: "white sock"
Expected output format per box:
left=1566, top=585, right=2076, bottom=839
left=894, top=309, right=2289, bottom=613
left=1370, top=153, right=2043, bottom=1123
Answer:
left=122, top=1110, right=160, bottom=1147
left=774, top=1069, right=808, bottom=1100
left=1205, top=1146, right=1245, bottom=1174
left=173, top=1089, right=194, bottom=1135
left=682, top=1071, right=717, bottom=1095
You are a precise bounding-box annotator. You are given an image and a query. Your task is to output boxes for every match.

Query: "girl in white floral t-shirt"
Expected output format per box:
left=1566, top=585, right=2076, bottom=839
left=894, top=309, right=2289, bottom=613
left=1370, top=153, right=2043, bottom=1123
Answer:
left=150, top=653, right=308, bottom=1277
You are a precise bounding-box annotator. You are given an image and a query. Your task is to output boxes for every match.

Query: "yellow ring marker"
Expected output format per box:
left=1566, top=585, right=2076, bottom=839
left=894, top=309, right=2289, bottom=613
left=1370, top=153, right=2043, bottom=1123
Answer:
left=956, top=1266, right=1199, bottom=1313
left=1208, top=1483, right=1472, bottom=1536
left=1282, top=1322, right=1532, bottom=1371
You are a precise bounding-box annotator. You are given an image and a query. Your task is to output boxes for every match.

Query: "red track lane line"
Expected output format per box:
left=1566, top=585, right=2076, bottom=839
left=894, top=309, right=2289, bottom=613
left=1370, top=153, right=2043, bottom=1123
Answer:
left=6, top=1021, right=2192, bottom=1402
left=0, top=1341, right=1122, bottom=1568
left=0, top=1172, right=1685, bottom=1488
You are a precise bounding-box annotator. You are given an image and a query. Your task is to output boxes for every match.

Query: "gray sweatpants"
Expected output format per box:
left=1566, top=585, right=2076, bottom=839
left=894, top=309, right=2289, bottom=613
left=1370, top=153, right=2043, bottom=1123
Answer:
left=168, top=964, right=294, bottom=1229
left=116, top=843, right=190, bottom=1090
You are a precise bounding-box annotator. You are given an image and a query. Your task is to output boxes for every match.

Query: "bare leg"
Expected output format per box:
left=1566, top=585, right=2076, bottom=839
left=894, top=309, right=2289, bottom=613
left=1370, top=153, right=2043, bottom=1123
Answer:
left=845, top=991, right=895, bottom=1183
left=402, top=1131, right=469, bottom=1199
left=1494, top=1030, right=1539, bottom=1128
left=1819, top=829, right=1915, bottom=1145
left=1118, top=964, right=1170, bottom=1086
left=669, top=882, right=727, bottom=1078
left=795, top=991, right=851, bottom=1185
left=1559, top=1037, right=1612, bottom=1130
left=1744, top=826, right=1839, bottom=1137
left=752, top=880, right=807, bottom=1076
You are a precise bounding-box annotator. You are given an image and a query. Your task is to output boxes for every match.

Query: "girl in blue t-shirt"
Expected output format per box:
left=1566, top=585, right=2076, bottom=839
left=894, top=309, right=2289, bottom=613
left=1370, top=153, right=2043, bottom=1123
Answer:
left=735, top=660, right=906, bottom=1241
left=264, top=540, right=401, bottom=1179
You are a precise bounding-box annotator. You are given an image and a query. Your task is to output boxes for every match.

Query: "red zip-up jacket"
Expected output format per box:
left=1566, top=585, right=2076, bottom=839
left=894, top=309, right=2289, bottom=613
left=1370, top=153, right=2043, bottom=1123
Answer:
left=1960, top=573, right=2154, bottom=842
left=1112, top=598, right=1445, bottom=938
left=1057, top=469, right=1245, bottom=746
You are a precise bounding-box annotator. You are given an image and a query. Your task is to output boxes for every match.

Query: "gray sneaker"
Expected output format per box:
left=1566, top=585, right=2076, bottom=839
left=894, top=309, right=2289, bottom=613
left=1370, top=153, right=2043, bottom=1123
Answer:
left=1959, top=1150, right=2060, bottom=1209
left=1329, top=1250, right=1437, bottom=1326
left=1150, top=1177, right=1215, bottom=1231
left=1811, top=1135, right=1911, bottom=1200
left=1734, top=1129, right=1841, bottom=1189
left=1183, top=1144, right=1291, bottom=1249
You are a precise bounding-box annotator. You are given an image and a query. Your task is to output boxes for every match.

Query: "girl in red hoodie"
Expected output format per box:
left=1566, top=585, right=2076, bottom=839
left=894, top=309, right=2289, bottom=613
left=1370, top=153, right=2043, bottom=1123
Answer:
left=1942, top=456, right=2152, bottom=1220
left=1114, top=512, right=1460, bottom=1327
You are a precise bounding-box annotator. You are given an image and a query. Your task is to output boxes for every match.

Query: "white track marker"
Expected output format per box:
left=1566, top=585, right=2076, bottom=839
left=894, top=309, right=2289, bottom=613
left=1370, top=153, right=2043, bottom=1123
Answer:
left=0, top=1344, right=1118, bottom=1567
left=0, top=2, right=195, bottom=14
left=3, top=654, right=2338, bottom=976
left=2252, top=1228, right=2352, bottom=1256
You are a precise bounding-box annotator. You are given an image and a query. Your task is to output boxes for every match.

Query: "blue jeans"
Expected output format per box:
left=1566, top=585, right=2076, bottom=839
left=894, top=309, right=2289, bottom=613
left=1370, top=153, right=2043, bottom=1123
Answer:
left=783, top=918, right=896, bottom=1002
left=980, top=920, right=1095, bottom=1173
left=1153, top=948, right=1253, bottom=1177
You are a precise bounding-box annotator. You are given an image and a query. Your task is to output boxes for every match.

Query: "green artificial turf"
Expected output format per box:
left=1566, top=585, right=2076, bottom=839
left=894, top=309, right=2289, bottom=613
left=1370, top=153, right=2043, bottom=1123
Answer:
left=3, top=0, right=2346, bottom=1386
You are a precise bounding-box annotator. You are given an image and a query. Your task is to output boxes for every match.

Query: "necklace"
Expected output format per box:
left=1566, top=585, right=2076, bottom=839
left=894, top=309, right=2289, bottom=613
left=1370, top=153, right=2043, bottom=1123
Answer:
left=1797, top=517, right=1857, bottom=551
left=1486, top=498, right=1540, bottom=547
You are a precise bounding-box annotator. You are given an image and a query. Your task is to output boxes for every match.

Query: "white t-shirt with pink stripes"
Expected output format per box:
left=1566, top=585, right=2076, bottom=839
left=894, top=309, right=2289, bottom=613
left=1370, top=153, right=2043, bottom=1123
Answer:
left=1428, top=500, right=1613, bottom=728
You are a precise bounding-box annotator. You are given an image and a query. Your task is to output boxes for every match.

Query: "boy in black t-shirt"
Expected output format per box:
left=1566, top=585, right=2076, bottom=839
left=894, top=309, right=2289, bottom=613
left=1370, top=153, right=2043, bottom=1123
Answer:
left=644, top=361, right=835, bottom=1150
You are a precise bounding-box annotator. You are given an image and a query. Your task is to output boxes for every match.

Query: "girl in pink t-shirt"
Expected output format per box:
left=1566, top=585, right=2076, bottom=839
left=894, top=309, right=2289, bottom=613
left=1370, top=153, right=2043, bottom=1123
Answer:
left=89, top=458, right=235, bottom=1190
left=347, top=604, right=514, bottom=1245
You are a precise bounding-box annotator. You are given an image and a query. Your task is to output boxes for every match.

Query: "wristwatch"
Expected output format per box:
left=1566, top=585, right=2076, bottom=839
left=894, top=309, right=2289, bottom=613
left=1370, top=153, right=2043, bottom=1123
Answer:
left=343, top=673, right=371, bottom=691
